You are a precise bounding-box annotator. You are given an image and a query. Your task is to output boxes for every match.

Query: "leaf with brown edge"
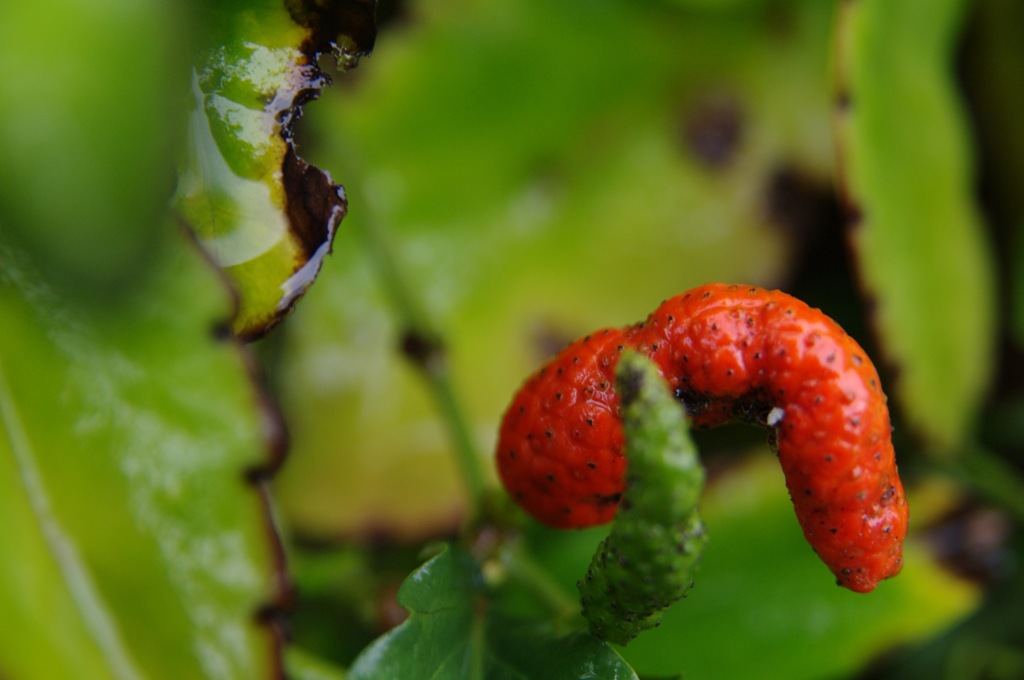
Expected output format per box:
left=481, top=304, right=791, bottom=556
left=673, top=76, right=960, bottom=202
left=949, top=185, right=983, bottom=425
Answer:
left=0, top=226, right=291, bottom=679
left=833, top=0, right=996, bottom=451
left=174, top=0, right=377, bottom=341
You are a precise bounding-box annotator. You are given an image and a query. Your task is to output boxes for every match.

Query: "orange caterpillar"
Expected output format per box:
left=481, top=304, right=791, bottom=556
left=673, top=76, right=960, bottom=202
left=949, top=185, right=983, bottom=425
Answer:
left=497, top=283, right=907, bottom=592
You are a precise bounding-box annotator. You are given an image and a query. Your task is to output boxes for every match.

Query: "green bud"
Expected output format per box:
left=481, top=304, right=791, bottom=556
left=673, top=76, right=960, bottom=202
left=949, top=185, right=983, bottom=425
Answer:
left=578, top=352, right=709, bottom=645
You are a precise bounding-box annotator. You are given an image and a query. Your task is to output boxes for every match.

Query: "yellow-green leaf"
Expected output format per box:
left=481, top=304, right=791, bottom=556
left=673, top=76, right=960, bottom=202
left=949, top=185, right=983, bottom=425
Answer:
left=0, top=234, right=286, bottom=679
left=833, top=0, right=997, bottom=451
left=174, top=0, right=376, bottom=340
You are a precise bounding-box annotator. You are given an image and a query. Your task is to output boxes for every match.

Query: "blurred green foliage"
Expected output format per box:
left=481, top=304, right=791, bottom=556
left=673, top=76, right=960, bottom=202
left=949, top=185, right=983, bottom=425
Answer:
left=0, top=0, right=188, bottom=294
left=278, top=0, right=836, bottom=537
left=2, top=0, right=1023, bottom=678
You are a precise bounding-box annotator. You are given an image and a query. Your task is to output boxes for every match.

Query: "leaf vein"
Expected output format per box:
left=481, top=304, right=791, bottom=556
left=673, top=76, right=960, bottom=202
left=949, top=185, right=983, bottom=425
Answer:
left=0, top=360, right=146, bottom=680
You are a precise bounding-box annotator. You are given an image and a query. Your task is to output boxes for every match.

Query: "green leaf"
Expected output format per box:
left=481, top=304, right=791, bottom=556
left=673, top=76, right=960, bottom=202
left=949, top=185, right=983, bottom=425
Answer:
left=487, top=624, right=638, bottom=680
left=0, top=0, right=187, bottom=293
left=349, top=546, right=483, bottom=679
left=0, top=233, right=285, bottom=679
left=579, top=353, right=708, bottom=645
left=173, top=0, right=376, bottom=340
left=348, top=545, right=638, bottom=680
left=833, top=0, right=997, bottom=450
left=527, top=456, right=980, bottom=679
left=286, top=647, right=348, bottom=680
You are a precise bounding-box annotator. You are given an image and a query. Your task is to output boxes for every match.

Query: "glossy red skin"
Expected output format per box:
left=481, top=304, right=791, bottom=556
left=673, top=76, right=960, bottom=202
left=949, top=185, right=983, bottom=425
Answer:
left=496, top=283, right=908, bottom=592
left=497, top=328, right=630, bottom=529
left=632, top=283, right=906, bottom=592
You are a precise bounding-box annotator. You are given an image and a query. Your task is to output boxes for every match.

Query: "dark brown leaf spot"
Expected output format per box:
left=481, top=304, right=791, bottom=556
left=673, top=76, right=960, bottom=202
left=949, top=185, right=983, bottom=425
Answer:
left=682, top=92, right=744, bottom=169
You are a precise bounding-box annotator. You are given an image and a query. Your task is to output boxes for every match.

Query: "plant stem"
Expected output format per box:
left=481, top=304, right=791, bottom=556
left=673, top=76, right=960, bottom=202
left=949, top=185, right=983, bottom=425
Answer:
left=428, top=359, right=487, bottom=513
left=354, top=211, right=487, bottom=519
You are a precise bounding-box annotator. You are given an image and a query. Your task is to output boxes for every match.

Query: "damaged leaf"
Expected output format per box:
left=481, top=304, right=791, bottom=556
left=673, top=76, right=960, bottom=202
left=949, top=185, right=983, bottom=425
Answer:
left=174, top=0, right=376, bottom=340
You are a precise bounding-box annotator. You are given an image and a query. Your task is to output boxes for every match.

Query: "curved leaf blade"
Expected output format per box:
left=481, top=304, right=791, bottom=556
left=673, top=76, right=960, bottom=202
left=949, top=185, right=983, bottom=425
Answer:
left=174, top=0, right=376, bottom=340
left=0, top=235, right=286, bottom=679
left=833, top=0, right=997, bottom=450
left=0, top=393, right=123, bottom=679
